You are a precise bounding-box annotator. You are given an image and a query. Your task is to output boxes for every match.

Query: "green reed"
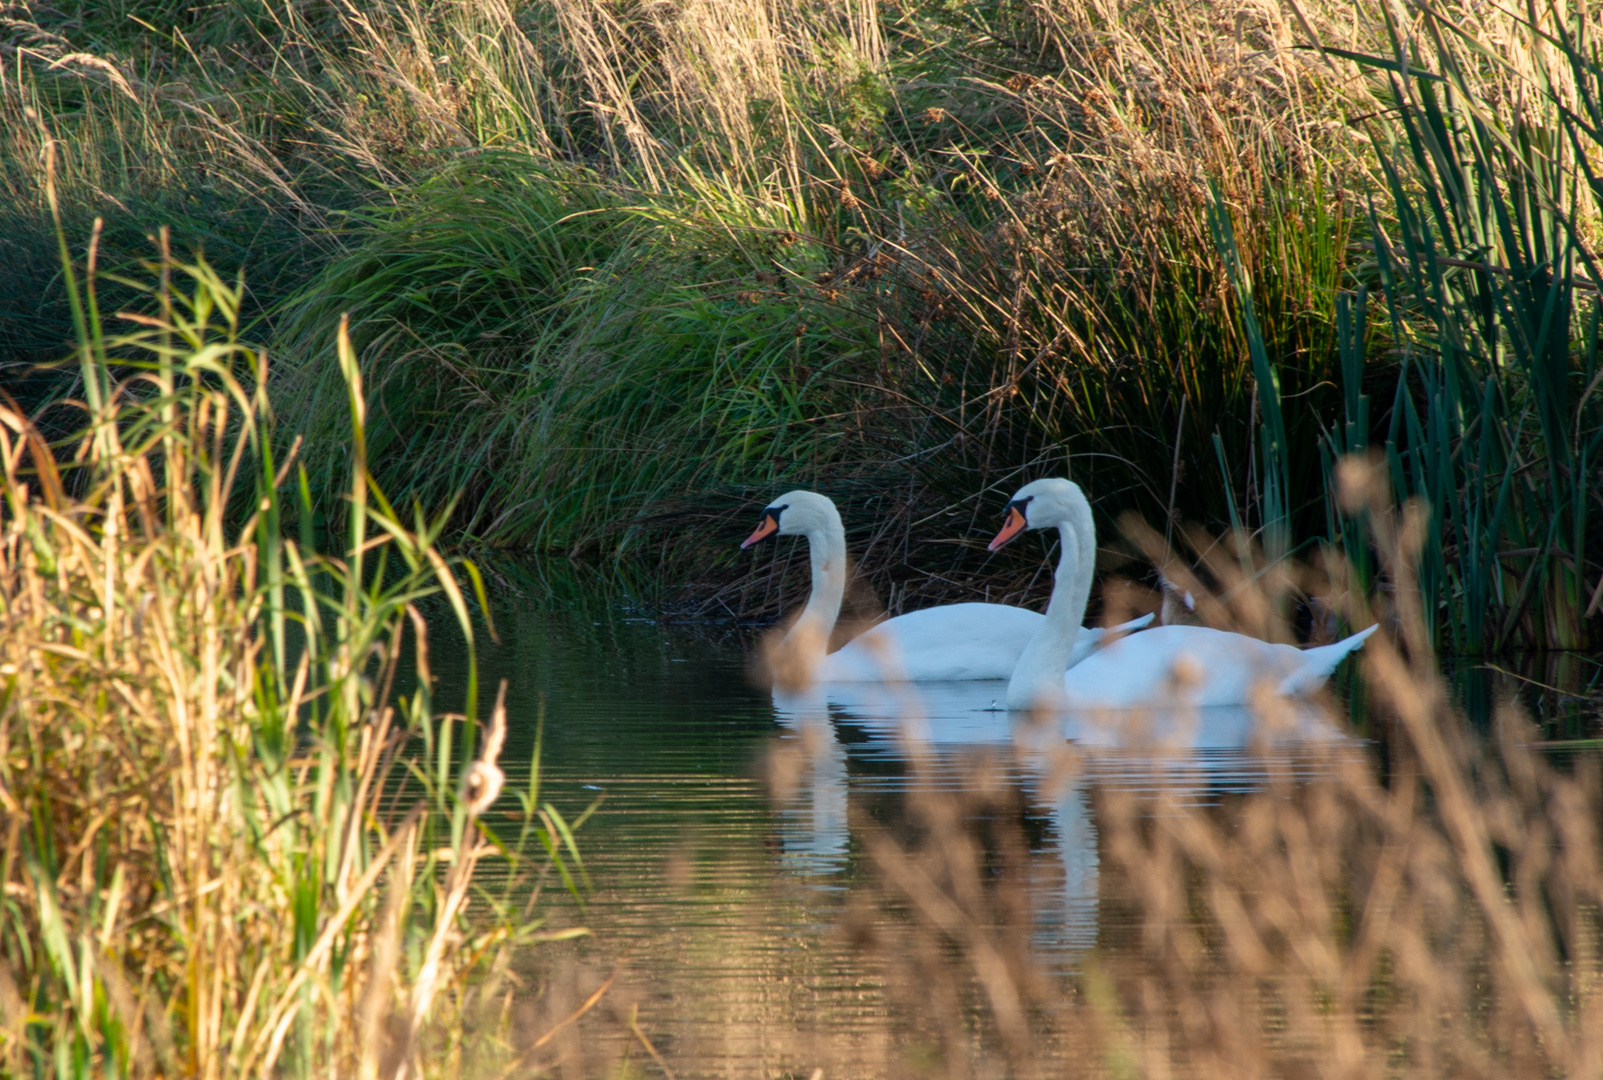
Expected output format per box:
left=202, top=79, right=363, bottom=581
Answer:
left=1315, top=3, right=1603, bottom=651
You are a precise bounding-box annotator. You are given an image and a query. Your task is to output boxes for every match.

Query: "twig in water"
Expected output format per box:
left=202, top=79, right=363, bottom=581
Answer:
left=627, top=1003, right=677, bottom=1080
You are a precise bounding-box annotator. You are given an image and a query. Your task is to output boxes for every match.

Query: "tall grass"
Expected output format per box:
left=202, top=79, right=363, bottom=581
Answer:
left=271, top=156, right=878, bottom=561
left=4, top=0, right=1599, bottom=644
left=0, top=220, right=586, bottom=1078
left=259, top=0, right=1376, bottom=601
left=874, top=0, right=1361, bottom=547
left=0, top=0, right=338, bottom=375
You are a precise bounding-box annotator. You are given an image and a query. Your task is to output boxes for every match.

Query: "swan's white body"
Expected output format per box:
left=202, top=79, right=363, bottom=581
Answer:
left=821, top=603, right=1148, bottom=682
left=991, top=479, right=1377, bottom=711
left=744, top=490, right=1149, bottom=684
left=1059, top=624, right=1378, bottom=709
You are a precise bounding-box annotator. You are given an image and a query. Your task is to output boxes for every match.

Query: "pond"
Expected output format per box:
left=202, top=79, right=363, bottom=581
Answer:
left=428, top=584, right=1603, bottom=1079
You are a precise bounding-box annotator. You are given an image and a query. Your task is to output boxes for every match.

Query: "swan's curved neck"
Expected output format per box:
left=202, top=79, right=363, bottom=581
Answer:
left=1006, top=507, right=1096, bottom=710
left=786, top=518, right=847, bottom=659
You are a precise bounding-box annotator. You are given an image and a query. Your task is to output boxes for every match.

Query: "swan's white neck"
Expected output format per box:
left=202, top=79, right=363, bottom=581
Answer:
left=785, top=517, right=847, bottom=663
left=1006, top=505, right=1096, bottom=710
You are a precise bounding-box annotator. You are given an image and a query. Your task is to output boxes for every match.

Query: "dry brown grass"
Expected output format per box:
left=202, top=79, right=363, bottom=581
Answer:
left=751, top=460, right=1603, bottom=1079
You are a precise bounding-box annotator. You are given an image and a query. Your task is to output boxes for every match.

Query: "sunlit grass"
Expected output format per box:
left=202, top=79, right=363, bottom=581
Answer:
left=0, top=218, right=589, bottom=1078
left=1, top=0, right=1598, bottom=645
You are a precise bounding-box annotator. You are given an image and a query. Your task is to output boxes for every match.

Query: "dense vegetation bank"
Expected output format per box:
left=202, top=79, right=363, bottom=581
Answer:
left=4, top=0, right=1602, bottom=648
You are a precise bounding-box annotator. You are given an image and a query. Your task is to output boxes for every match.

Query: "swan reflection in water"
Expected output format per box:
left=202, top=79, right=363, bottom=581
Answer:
left=769, top=678, right=1353, bottom=954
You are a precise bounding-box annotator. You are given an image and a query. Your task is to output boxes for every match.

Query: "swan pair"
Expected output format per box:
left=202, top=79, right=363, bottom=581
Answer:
left=744, top=480, right=1376, bottom=710
left=740, top=491, right=1151, bottom=683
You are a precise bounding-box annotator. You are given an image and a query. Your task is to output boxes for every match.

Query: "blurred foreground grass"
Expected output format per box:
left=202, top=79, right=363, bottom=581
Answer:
left=752, top=465, right=1603, bottom=1079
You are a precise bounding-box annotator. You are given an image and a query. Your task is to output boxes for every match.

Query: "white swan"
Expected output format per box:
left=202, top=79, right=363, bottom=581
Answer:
left=986, top=478, right=1378, bottom=711
left=741, top=490, right=1151, bottom=682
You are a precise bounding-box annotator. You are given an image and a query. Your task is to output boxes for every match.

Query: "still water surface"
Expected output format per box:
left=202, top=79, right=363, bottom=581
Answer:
left=428, top=589, right=1601, bottom=1077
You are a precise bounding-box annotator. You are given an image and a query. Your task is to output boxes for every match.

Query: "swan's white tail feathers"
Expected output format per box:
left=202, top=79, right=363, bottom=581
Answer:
left=1277, top=624, right=1379, bottom=696
left=1115, top=613, right=1156, bottom=633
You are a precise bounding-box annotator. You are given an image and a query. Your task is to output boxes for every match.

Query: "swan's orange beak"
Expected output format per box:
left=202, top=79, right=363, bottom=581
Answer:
left=741, top=512, right=781, bottom=549
left=987, top=505, right=1028, bottom=551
